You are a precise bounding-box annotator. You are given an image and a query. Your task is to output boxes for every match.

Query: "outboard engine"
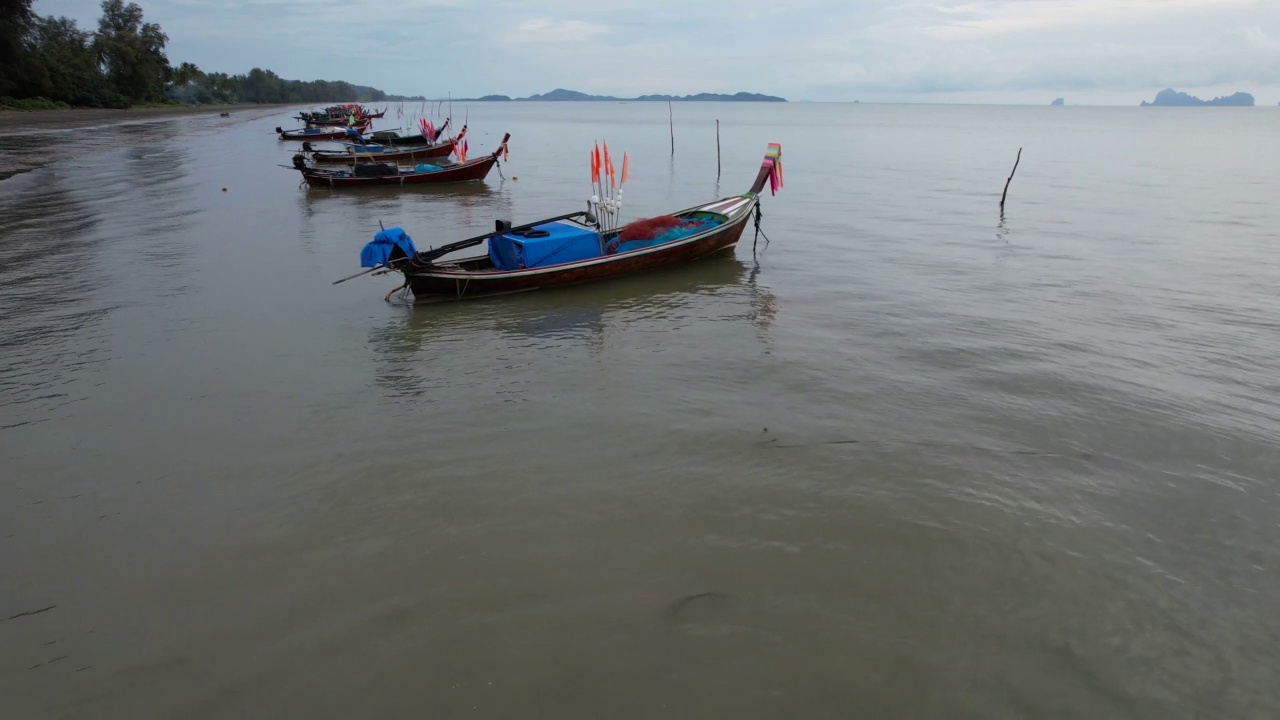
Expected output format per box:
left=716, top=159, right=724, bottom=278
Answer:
left=292, top=154, right=307, bottom=170
left=275, top=126, right=283, bottom=134
left=495, top=219, right=512, bottom=232
left=302, top=141, right=313, bottom=153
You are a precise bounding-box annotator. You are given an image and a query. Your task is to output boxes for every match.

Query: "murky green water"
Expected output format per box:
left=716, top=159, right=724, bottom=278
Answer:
left=3, top=102, right=1279, bottom=718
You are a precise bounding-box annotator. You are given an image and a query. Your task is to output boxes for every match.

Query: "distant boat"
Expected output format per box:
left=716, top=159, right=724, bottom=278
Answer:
left=295, top=104, right=386, bottom=126
left=342, top=143, right=783, bottom=302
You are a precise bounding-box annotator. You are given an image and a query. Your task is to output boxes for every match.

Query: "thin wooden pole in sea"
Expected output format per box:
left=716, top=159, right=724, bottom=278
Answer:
left=669, top=101, right=674, bottom=155
left=1000, top=147, right=1022, bottom=217
left=716, top=119, right=721, bottom=177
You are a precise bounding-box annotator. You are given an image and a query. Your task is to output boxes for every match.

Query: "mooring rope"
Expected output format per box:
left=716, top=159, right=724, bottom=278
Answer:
left=752, top=202, right=772, bottom=257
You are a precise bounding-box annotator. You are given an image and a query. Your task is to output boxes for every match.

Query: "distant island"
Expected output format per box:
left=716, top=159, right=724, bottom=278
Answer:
left=1051, top=98, right=1065, bottom=106
left=437, top=89, right=786, bottom=102
left=1141, top=89, right=1255, bottom=107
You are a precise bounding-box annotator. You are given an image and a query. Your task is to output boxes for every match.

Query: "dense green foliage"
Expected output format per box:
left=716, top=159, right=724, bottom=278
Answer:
left=166, top=67, right=422, bottom=105
left=1, top=0, right=420, bottom=109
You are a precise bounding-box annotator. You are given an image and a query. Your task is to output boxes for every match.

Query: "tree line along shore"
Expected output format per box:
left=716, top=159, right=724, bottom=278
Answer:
left=0, top=0, right=418, bottom=111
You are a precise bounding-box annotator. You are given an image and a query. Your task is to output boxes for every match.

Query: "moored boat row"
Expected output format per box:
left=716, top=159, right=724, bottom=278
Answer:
left=271, top=102, right=783, bottom=304
left=291, top=133, right=509, bottom=188
left=278, top=112, right=497, bottom=188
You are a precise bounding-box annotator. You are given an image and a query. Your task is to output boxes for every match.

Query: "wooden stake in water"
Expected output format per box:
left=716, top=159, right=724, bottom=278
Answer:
left=1000, top=147, right=1022, bottom=216
left=669, top=101, right=674, bottom=155
left=716, top=119, right=721, bottom=177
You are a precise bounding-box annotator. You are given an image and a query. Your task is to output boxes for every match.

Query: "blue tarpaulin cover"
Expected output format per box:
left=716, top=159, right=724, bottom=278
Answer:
left=488, top=222, right=601, bottom=271
left=360, top=227, right=418, bottom=268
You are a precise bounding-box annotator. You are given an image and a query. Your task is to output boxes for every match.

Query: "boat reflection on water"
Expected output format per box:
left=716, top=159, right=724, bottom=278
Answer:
left=299, top=175, right=499, bottom=208
left=365, top=252, right=778, bottom=400
left=297, top=180, right=508, bottom=253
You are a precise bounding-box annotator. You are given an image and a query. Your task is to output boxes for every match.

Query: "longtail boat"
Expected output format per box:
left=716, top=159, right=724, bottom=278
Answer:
left=291, top=134, right=509, bottom=188
left=277, top=121, right=370, bottom=141
left=340, top=143, right=783, bottom=302
left=304, top=139, right=453, bottom=164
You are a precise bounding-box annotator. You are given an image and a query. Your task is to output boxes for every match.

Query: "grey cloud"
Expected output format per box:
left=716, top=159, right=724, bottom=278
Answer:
left=32, top=0, right=1280, bottom=102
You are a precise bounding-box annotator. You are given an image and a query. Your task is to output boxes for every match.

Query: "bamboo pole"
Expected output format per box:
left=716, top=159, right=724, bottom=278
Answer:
left=1000, top=148, right=1022, bottom=216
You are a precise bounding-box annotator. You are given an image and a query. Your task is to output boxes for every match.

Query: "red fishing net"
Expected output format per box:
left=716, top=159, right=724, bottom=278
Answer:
left=618, top=215, right=682, bottom=242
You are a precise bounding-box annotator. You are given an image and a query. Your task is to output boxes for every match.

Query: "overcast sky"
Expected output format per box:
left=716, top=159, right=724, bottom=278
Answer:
left=34, top=0, right=1280, bottom=105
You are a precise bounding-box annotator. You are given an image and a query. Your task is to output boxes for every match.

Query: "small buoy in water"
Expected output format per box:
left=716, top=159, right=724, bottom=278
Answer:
left=221, top=187, right=227, bottom=192
left=512, top=176, right=518, bottom=181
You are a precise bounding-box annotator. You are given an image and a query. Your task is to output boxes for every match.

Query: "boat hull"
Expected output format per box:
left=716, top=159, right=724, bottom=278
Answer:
left=367, top=132, right=431, bottom=146
left=304, top=115, right=376, bottom=127
left=310, top=143, right=451, bottom=164
left=300, top=156, right=498, bottom=188
left=403, top=196, right=755, bottom=300
left=279, top=123, right=370, bottom=141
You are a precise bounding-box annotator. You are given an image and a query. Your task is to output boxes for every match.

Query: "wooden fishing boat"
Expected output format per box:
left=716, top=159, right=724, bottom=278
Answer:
left=291, top=134, right=509, bottom=188
left=343, top=143, right=782, bottom=302
left=277, top=121, right=370, bottom=141
left=304, top=139, right=453, bottom=164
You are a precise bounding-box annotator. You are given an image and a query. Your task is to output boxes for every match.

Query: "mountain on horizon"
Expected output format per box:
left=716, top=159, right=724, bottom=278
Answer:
left=441, top=88, right=786, bottom=102
left=1141, top=88, right=1254, bottom=107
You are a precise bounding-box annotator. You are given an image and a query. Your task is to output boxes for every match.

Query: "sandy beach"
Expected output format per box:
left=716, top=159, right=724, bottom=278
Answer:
left=0, top=104, right=299, bottom=180
left=0, top=103, right=298, bottom=132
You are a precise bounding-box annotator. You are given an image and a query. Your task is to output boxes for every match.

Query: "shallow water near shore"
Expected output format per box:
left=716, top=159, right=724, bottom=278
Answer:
left=2, top=102, right=1280, bottom=718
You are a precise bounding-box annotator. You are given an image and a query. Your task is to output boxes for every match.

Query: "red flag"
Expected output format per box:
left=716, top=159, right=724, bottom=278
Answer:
left=620, top=153, right=629, bottom=185
left=592, top=143, right=601, bottom=183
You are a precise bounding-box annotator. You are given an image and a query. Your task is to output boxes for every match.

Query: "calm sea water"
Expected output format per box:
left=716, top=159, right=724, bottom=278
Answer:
left=2, top=102, right=1279, bottom=718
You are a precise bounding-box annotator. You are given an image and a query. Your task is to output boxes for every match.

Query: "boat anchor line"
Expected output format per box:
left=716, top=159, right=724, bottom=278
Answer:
left=384, top=280, right=410, bottom=303
left=752, top=202, right=771, bottom=258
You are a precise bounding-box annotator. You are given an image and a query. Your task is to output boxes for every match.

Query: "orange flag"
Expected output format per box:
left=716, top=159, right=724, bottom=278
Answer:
left=620, top=152, right=629, bottom=185
left=603, top=141, right=616, bottom=187
left=591, top=146, right=599, bottom=183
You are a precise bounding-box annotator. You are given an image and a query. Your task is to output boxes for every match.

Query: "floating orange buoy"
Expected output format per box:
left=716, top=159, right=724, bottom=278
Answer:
left=512, top=176, right=518, bottom=181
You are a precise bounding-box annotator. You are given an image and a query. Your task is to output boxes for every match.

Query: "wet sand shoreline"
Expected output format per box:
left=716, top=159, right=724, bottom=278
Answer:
left=0, top=104, right=300, bottom=181
left=0, top=103, right=298, bottom=133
